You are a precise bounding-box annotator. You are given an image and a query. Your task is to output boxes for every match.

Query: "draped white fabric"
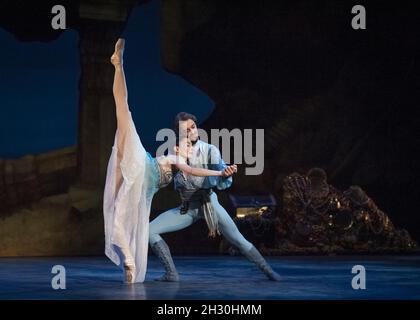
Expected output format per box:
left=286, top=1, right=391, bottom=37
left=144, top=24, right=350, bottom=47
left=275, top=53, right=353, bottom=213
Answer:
left=103, top=111, right=152, bottom=283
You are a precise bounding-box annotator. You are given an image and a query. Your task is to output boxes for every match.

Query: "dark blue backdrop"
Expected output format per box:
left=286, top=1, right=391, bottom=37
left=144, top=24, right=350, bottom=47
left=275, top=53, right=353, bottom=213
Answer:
left=0, top=0, right=213, bottom=158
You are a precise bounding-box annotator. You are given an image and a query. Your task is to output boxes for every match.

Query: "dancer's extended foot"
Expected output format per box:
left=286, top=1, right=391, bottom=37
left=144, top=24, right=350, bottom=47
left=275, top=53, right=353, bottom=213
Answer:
left=241, top=245, right=281, bottom=281
left=151, top=240, right=180, bottom=282
left=154, top=271, right=180, bottom=282
left=123, top=263, right=136, bottom=284
left=111, top=38, right=125, bottom=67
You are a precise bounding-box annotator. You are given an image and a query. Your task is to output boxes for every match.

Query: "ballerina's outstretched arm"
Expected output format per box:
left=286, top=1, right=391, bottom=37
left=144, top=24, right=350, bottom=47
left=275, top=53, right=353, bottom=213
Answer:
left=175, top=162, right=237, bottom=178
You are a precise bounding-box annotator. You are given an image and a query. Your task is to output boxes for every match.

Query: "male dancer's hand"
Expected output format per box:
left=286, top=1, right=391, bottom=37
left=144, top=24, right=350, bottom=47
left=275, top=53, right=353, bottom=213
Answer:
left=222, top=165, right=237, bottom=177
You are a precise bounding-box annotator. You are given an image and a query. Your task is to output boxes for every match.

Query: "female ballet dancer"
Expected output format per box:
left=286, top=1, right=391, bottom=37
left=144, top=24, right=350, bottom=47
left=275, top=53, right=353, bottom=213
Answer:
left=103, top=38, right=236, bottom=283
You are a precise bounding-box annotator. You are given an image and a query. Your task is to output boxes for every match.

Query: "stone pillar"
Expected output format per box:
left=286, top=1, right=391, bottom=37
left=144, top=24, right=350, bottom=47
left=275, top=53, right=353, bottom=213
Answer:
left=76, top=1, right=138, bottom=188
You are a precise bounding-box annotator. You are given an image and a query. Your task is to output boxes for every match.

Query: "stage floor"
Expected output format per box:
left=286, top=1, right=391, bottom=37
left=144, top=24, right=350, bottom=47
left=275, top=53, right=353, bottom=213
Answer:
left=0, top=255, right=419, bottom=300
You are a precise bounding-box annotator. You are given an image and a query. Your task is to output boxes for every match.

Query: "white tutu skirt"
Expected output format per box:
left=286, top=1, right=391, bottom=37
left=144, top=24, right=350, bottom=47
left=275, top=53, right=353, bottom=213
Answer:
left=103, top=111, right=160, bottom=283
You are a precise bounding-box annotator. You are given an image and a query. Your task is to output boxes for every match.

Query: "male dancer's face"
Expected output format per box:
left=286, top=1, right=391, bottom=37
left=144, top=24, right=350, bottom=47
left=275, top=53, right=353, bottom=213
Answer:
left=178, top=119, right=199, bottom=144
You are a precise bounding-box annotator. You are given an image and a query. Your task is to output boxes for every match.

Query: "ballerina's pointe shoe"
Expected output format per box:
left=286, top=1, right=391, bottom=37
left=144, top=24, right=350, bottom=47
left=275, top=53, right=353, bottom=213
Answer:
left=123, top=264, right=136, bottom=284
left=110, top=38, right=125, bottom=67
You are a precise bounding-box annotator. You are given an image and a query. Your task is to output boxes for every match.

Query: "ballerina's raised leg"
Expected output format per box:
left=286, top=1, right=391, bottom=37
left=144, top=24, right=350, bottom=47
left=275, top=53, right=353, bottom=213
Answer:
left=110, top=38, right=136, bottom=283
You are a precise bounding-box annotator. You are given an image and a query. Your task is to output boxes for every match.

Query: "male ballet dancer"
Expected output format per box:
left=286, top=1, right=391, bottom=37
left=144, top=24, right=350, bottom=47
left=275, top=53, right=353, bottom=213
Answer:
left=149, top=112, right=280, bottom=281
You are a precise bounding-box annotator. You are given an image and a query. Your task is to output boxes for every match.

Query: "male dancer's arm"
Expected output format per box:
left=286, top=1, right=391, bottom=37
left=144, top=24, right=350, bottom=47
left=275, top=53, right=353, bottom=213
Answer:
left=206, top=145, right=236, bottom=190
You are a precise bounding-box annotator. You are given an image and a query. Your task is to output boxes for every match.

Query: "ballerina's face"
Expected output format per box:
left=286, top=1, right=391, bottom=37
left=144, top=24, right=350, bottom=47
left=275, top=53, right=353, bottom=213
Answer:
left=175, top=137, right=194, bottom=160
